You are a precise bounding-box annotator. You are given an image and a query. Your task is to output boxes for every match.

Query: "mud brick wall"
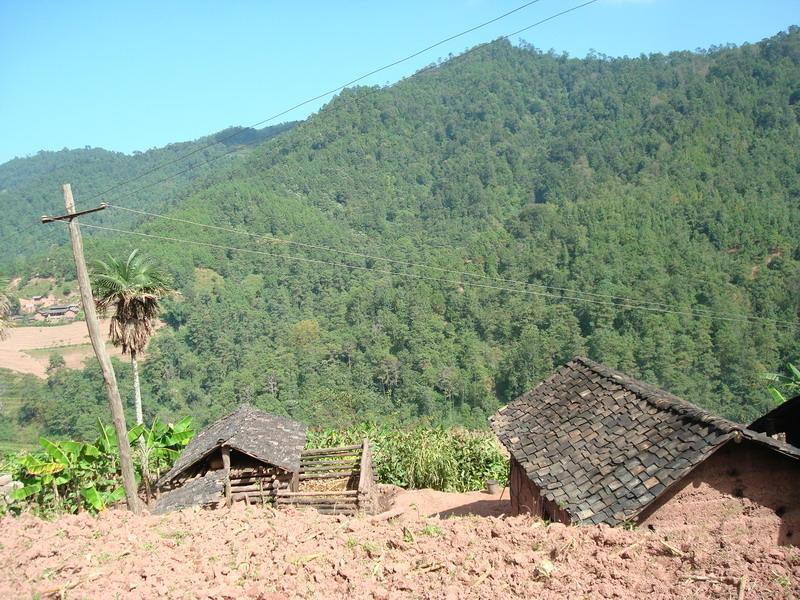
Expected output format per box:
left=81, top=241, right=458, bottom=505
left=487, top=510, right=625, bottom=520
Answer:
left=509, top=457, right=571, bottom=524
left=639, top=440, right=800, bottom=545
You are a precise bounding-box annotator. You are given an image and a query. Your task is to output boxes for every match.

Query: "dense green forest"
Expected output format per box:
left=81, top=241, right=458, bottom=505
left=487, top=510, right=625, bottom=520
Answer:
left=3, top=28, right=800, bottom=442
left=0, top=122, right=296, bottom=272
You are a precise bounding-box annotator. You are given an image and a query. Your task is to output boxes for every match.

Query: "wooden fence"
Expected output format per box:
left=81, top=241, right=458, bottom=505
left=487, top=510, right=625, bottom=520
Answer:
left=276, top=439, right=375, bottom=515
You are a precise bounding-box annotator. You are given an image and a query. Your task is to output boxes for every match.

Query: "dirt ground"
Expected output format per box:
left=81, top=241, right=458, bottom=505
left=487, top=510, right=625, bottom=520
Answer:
left=1, top=488, right=797, bottom=599
left=391, top=488, right=510, bottom=519
left=0, top=321, right=124, bottom=377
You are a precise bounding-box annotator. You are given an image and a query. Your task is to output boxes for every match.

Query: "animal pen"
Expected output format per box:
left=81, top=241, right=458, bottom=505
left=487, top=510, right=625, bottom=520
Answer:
left=153, top=405, right=375, bottom=515
left=277, top=440, right=376, bottom=515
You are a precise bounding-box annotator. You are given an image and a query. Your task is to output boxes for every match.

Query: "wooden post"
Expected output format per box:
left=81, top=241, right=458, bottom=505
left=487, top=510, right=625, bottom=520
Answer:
left=357, top=438, right=373, bottom=513
left=222, top=446, right=232, bottom=507
left=56, top=185, right=140, bottom=514
left=290, top=470, right=299, bottom=492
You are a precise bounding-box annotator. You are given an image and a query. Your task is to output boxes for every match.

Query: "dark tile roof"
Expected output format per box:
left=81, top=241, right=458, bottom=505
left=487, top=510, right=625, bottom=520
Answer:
left=157, top=404, right=307, bottom=487
left=490, top=357, right=800, bottom=526
left=39, top=305, right=78, bottom=315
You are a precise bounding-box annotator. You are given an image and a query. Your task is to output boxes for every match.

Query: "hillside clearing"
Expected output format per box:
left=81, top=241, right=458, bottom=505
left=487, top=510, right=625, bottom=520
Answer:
left=0, top=321, right=127, bottom=377
left=1, top=489, right=796, bottom=599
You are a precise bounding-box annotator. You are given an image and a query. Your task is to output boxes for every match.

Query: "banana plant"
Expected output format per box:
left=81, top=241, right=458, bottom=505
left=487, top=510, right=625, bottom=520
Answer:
left=9, top=452, right=64, bottom=504
left=11, top=437, right=120, bottom=512
left=97, top=415, right=194, bottom=497
left=6, top=416, right=193, bottom=514
left=762, top=362, right=800, bottom=405
left=135, top=415, right=194, bottom=496
left=95, top=418, right=146, bottom=460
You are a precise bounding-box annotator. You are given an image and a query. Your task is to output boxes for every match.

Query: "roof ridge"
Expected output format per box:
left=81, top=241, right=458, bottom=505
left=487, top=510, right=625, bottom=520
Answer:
left=573, top=356, right=742, bottom=433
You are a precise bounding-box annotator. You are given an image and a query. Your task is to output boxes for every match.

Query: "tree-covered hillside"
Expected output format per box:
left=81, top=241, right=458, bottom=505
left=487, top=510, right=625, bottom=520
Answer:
left=0, top=123, right=296, bottom=272
left=10, top=28, right=800, bottom=440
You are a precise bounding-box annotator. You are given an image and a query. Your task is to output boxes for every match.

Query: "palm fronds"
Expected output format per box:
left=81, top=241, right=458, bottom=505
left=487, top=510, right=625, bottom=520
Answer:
left=90, top=250, right=171, bottom=355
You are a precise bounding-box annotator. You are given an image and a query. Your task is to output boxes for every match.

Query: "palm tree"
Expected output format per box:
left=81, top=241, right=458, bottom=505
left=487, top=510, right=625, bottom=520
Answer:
left=90, top=249, right=170, bottom=427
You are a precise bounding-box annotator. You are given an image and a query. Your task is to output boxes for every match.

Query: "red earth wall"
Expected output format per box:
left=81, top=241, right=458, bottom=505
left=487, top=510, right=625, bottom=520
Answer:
left=509, top=457, right=571, bottom=524
left=638, top=440, right=800, bottom=545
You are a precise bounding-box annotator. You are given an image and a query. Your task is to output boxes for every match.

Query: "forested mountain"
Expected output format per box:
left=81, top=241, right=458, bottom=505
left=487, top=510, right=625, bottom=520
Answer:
left=9, top=28, right=800, bottom=440
left=0, top=122, right=296, bottom=272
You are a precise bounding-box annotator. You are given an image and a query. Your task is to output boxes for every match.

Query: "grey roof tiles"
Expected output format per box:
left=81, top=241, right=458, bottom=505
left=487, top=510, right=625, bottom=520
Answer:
left=490, top=357, right=800, bottom=526
left=157, top=404, right=307, bottom=487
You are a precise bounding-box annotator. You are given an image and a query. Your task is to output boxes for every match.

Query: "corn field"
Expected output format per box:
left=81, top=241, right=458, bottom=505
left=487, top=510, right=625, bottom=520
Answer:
left=307, top=424, right=509, bottom=492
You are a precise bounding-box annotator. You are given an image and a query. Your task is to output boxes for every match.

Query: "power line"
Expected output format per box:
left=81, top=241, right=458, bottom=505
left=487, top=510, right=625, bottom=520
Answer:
left=83, top=0, right=549, bottom=204
left=506, top=0, right=601, bottom=37
left=91, top=0, right=601, bottom=205
left=0, top=221, right=43, bottom=247
left=64, top=221, right=799, bottom=329
left=105, top=202, right=774, bottom=324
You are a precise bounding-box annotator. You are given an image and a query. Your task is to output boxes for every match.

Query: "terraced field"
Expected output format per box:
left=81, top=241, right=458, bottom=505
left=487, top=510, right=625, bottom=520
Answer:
left=0, top=320, right=123, bottom=377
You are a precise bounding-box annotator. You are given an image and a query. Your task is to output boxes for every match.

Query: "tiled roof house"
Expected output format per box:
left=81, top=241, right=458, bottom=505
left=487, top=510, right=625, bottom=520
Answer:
left=154, top=405, right=307, bottom=514
left=491, top=358, right=800, bottom=542
left=37, top=304, right=79, bottom=319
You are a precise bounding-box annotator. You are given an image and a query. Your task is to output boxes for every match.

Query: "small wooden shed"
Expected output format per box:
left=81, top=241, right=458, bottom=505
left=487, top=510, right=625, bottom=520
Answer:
left=153, top=405, right=307, bottom=514
left=153, top=405, right=377, bottom=515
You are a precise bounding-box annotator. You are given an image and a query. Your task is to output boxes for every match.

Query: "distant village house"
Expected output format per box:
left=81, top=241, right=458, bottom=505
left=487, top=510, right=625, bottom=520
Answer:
left=35, top=304, right=79, bottom=321
left=19, top=295, right=47, bottom=314
left=491, top=357, right=800, bottom=545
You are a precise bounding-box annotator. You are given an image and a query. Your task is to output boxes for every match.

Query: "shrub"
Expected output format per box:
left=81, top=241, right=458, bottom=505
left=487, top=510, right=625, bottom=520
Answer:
left=306, top=424, right=508, bottom=492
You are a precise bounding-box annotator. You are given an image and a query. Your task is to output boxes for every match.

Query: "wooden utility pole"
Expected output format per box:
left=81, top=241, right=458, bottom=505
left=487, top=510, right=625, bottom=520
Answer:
left=42, top=185, right=141, bottom=514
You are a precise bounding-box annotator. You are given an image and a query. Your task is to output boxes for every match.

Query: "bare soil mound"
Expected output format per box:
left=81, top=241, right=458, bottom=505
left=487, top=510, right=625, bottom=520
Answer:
left=1, top=489, right=797, bottom=599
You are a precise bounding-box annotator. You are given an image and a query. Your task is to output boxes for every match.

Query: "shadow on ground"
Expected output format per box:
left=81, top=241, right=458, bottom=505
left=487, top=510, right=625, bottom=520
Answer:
left=437, top=498, right=511, bottom=518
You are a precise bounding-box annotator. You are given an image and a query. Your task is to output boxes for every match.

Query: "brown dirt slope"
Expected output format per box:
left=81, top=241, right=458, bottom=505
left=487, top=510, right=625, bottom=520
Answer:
left=1, top=490, right=797, bottom=599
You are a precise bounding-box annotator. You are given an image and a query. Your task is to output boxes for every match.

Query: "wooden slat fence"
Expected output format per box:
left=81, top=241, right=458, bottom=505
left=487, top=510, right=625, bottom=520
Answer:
left=276, top=439, right=375, bottom=515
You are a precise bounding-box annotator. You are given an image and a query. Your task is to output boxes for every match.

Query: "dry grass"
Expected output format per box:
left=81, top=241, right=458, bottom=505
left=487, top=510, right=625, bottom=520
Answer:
left=299, top=477, right=352, bottom=492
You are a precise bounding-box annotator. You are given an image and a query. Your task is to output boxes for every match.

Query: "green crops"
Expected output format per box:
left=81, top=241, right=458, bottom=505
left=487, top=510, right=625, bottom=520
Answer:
left=306, top=424, right=508, bottom=492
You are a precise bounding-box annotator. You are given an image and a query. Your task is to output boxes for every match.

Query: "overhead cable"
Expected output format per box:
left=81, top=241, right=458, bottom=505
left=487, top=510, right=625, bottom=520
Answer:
left=89, top=0, right=600, bottom=204
left=82, top=0, right=551, bottom=204
left=65, top=220, right=799, bottom=329
left=105, top=203, right=784, bottom=325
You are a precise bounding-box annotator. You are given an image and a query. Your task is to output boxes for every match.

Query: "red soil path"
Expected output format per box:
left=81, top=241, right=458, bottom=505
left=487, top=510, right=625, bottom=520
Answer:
left=1, top=488, right=796, bottom=599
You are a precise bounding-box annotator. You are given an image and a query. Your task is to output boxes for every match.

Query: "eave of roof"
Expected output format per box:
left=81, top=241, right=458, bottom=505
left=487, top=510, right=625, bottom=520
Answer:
left=749, top=395, right=800, bottom=433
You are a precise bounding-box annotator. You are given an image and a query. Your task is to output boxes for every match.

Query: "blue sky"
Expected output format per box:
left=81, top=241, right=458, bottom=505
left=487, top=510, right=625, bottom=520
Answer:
left=1, top=0, right=797, bottom=164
